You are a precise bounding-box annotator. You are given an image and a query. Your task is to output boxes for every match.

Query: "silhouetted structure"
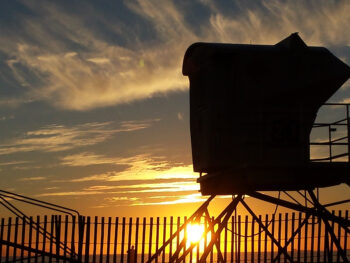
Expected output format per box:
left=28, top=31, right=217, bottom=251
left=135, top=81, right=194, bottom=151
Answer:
left=183, top=33, right=350, bottom=194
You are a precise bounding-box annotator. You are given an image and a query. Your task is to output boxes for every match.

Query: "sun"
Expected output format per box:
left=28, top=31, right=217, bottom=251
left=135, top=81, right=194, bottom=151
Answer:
left=186, top=223, right=205, bottom=243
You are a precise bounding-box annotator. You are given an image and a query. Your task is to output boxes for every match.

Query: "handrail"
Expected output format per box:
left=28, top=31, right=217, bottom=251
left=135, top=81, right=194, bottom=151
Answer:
left=0, top=190, right=82, bottom=258
left=310, top=103, right=350, bottom=163
left=0, top=190, right=80, bottom=217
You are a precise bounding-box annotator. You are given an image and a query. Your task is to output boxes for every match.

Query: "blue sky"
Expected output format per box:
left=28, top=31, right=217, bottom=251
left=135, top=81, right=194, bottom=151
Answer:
left=1, top=0, right=350, bottom=217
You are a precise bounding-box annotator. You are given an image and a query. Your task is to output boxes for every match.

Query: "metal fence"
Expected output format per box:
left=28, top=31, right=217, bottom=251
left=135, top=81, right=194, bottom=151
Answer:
left=0, top=211, right=349, bottom=262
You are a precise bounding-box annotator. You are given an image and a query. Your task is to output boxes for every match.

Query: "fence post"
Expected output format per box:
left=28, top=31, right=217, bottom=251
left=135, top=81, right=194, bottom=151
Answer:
left=13, top=217, right=19, bottom=262
left=35, top=216, right=40, bottom=263
left=161, top=217, right=166, bottom=263
left=93, top=216, right=98, bottom=263
left=5, top=217, right=11, bottom=262
left=54, top=216, right=61, bottom=261
left=141, top=217, right=146, bottom=263
left=106, top=217, right=112, bottom=263
left=135, top=217, right=140, bottom=263
left=78, top=216, right=85, bottom=263
left=21, top=217, right=26, bottom=262
left=63, top=215, right=68, bottom=263
left=127, top=217, right=133, bottom=263
left=121, top=217, right=126, bottom=263
left=100, top=217, right=105, bottom=263
left=85, top=216, right=91, bottom=263
left=70, top=215, right=76, bottom=262
left=113, top=217, right=119, bottom=263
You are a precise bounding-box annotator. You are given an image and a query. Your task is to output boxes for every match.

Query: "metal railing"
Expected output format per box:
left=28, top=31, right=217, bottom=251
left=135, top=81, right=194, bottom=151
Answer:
left=310, top=103, right=350, bottom=163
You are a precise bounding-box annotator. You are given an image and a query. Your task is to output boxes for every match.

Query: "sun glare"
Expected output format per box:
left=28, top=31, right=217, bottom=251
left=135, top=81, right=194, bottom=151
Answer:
left=186, top=223, right=205, bottom=243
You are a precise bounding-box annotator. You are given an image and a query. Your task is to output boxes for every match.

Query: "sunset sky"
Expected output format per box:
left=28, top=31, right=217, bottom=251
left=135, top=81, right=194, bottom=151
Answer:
left=1, top=0, right=350, bottom=218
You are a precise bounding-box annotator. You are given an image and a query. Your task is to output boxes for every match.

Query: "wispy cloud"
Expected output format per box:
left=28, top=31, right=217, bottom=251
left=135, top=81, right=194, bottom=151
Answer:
left=3, top=1, right=349, bottom=111
left=18, top=176, right=46, bottom=181
left=131, top=193, right=205, bottom=206
left=0, top=119, right=158, bottom=155
left=36, top=191, right=102, bottom=197
left=61, top=153, right=196, bottom=182
left=111, top=181, right=199, bottom=193
left=0, top=161, right=30, bottom=166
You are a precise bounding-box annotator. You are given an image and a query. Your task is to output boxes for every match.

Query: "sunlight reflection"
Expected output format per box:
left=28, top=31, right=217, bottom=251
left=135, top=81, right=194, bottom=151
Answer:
left=186, top=223, right=205, bottom=243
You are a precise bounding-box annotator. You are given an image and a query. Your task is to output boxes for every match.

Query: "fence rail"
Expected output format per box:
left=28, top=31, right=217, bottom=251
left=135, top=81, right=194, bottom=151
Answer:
left=0, top=211, right=349, bottom=262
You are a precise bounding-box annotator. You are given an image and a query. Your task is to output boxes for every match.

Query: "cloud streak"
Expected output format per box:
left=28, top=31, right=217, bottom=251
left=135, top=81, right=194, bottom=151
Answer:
left=2, top=1, right=349, bottom=111
left=0, top=119, right=158, bottom=155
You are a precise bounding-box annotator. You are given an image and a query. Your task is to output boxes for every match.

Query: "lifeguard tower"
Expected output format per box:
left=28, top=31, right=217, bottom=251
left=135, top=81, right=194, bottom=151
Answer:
left=149, top=33, right=350, bottom=262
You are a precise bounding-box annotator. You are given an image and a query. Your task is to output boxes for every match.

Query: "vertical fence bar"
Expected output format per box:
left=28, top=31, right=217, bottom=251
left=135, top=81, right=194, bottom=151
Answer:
left=162, top=217, right=166, bottom=263
left=251, top=216, right=255, bottom=263
left=344, top=210, right=348, bottom=257
left=13, top=217, right=18, bottom=262
left=42, top=215, right=47, bottom=263
left=49, top=215, right=54, bottom=263
left=85, top=216, right=91, bottom=263
left=297, top=213, right=301, bottom=263
left=100, top=217, right=105, bottom=263
left=55, top=216, right=61, bottom=262
left=336, top=210, right=342, bottom=263
left=210, top=216, right=213, bottom=263
left=21, top=217, right=26, bottom=262
left=230, top=216, right=233, bottom=263
left=64, top=215, right=69, bottom=263
left=78, top=216, right=85, bottom=263
left=106, top=217, right=112, bottom=263
left=244, top=215, right=248, bottom=263
left=169, top=216, right=173, bottom=262
left=264, top=214, right=268, bottom=263
left=5, top=217, right=11, bottom=262
left=291, top=212, right=295, bottom=261
left=121, top=217, right=126, bottom=263
left=258, top=215, right=262, bottom=263
left=284, top=213, right=288, bottom=263
left=197, top=218, right=200, bottom=263
left=184, top=216, right=187, bottom=262
left=135, top=217, right=140, bottom=263
left=113, top=217, right=119, bottom=263
left=271, top=214, right=275, bottom=261
left=127, top=217, right=133, bottom=263
left=176, top=217, right=180, bottom=252
left=70, top=216, right=76, bottom=263
left=204, top=217, right=208, bottom=261
left=93, top=216, right=98, bottom=263
left=330, top=210, right=335, bottom=261
left=277, top=213, right=282, bottom=263
left=224, top=219, right=228, bottom=263
left=310, top=215, right=315, bottom=263
left=317, top=215, right=322, bottom=262
left=35, top=216, right=40, bottom=263
left=324, top=216, right=328, bottom=263
left=304, top=213, right=308, bottom=263
left=28, top=216, right=33, bottom=263
left=148, top=217, right=153, bottom=261
left=141, top=217, right=146, bottom=263
left=238, top=215, right=241, bottom=263
left=231, top=216, right=234, bottom=263
left=155, top=217, right=159, bottom=263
